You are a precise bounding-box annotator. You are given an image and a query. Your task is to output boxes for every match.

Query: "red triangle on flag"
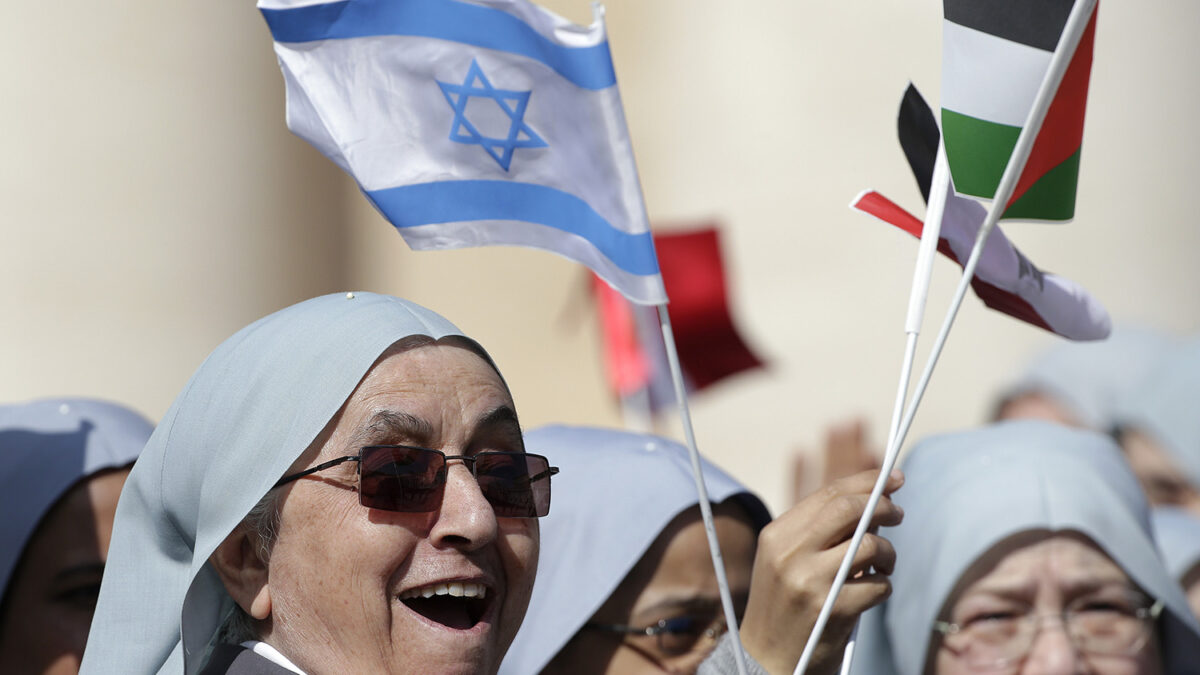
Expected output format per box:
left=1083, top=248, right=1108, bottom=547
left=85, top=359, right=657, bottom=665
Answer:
left=1007, top=7, right=1097, bottom=211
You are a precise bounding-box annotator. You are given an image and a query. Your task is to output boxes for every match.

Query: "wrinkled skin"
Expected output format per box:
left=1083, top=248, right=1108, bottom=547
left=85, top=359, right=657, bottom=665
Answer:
left=932, top=532, right=1162, bottom=675
left=212, top=342, right=538, bottom=675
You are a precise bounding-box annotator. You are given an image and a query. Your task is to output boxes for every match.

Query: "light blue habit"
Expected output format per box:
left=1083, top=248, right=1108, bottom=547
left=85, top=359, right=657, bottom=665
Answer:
left=849, top=420, right=1200, bottom=675
left=499, top=425, right=770, bottom=675
left=1114, top=338, right=1200, bottom=488
left=996, top=326, right=1175, bottom=430
left=0, top=397, right=153, bottom=604
left=80, top=293, right=467, bottom=675
left=1152, top=507, right=1200, bottom=585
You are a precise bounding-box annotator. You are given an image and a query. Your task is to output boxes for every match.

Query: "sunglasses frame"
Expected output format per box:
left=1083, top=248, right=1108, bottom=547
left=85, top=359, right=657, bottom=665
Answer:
left=272, top=444, right=558, bottom=517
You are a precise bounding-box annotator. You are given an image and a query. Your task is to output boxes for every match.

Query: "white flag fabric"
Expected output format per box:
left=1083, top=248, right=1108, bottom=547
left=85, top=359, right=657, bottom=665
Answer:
left=852, top=188, right=1111, bottom=341
left=259, top=0, right=667, bottom=304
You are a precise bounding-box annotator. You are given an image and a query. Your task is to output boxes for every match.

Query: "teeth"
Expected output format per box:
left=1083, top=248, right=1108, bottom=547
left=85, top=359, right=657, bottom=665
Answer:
left=399, top=582, right=488, bottom=601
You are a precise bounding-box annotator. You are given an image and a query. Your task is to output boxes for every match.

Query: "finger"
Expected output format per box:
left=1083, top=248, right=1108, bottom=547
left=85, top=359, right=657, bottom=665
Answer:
left=821, top=467, right=905, bottom=500
left=790, top=451, right=809, bottom=507
left=830, top=571, right=893, bottom=620
left=804, top=493, right=904, bottom=549
left=802, top=532, right=896, bottom=588
left=845, top=532, right=897, bottom=577
left=824, top=419, right=866, bottom=482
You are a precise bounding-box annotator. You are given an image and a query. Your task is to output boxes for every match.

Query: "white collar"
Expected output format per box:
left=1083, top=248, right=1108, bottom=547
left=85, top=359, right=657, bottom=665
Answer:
left=239, top=641, right=306, bottom=674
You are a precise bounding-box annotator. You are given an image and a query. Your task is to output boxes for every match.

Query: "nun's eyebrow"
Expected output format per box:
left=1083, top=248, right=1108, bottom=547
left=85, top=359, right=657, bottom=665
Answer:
left=473, top=405, right=521, bottom=433
left=53, top=562, right=105, bottom=583
left=354, top=410, right=433, bottom=446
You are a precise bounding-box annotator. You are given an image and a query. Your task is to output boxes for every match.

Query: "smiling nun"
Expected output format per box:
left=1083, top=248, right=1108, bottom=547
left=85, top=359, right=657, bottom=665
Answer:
left=80, top=292, right=559, bottom=675
left=849, top=420, right=1200, bottom=675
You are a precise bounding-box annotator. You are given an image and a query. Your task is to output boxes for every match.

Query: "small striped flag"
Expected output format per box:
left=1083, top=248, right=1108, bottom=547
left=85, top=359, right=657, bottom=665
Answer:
left=856, top=84, right=1110, bottom=341
left=259, top=0, right=666, bottom=304
left=941, top=0, right=1098, bottom=222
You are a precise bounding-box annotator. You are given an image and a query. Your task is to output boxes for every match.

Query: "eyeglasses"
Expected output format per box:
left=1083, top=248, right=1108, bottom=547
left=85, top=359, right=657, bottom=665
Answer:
left=585, top=614, right=727, bottom=658
left=933, top=593, right=1164, bottom=670
left=273, top=445, right=559, bottom=518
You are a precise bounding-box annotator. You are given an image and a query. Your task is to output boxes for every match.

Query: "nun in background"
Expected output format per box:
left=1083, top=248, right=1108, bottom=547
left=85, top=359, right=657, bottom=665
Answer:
left=992, top=326, right=1175, bottom=430
left=1151, top=508, right=1200, bottom=620
left=850, top=421, right=1200, bottom=675
left=1113, top=339, right=1200, bottom=517
left=502, top=425, right=903, bottom=675
left=81, top=293, right=557, bottom=675
left=0, top=398, right=153, bottom=674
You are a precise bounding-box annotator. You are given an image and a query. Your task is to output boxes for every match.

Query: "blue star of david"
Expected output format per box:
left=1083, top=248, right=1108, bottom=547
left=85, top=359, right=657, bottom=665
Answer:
left=437, top=59, right=547, bottom=171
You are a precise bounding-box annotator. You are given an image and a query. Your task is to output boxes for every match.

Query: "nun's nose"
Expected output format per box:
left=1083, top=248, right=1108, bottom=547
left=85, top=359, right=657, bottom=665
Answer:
left=1020, top=619, right=1082, bottom=675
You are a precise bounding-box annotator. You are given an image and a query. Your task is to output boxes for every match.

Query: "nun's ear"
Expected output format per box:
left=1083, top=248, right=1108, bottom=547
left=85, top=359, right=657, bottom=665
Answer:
left=210, top=525, right=272, bottom=620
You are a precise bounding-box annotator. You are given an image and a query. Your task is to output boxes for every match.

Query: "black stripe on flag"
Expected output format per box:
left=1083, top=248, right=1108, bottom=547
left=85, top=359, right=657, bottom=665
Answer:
left=897, top=84, right=940, bottom=204
left=944, top=0, right=1075, bottom=52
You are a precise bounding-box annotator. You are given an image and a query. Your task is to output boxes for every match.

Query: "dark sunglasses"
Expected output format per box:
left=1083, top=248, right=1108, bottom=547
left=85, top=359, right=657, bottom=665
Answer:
left=273, top=445, right=559, bottom=517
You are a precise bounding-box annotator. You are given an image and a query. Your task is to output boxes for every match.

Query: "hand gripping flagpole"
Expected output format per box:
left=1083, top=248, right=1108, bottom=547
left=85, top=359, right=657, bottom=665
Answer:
left=657, top=303, right=751, bottom=675
left=794, top=2, right=1097, bottom=672
left=793, top=141, right=952, bottom=675
left=835, top=142, right=952, bottom=675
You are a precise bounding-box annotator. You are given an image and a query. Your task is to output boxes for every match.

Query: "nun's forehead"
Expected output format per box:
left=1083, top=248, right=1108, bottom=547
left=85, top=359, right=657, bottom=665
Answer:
left=939, top=529, right=1132, bottom=607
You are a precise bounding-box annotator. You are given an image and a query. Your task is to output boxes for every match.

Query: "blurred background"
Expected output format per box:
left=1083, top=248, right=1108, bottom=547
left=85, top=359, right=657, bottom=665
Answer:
left=2, top=1, right=1196, bottom=513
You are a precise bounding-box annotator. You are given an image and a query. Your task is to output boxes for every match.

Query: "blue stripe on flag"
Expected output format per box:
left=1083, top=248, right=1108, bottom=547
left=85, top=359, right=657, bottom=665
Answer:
left=262, top=0, right=617, bottom=91
left=366, top=180, right=660, bottom=276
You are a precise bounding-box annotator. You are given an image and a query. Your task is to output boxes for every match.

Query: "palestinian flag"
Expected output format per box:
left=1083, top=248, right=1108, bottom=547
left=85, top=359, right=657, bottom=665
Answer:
left=941, top=0, right=1098, bottom=221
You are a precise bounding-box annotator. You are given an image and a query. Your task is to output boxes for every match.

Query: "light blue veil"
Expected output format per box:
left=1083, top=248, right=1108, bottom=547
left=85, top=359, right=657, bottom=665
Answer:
left=849, top=420, right=1200, bottom=675
left=499, top=425, right=771, bottom=675
left=1152, top=507, right=1200, bottom=585
left=1114, top=339, right=1200, bottom=488
left=0, top=398, right=152, bottom=605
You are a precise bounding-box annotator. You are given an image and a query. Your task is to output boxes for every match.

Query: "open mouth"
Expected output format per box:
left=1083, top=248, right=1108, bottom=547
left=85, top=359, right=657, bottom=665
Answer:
left=398, top=582, right=491, bottom=630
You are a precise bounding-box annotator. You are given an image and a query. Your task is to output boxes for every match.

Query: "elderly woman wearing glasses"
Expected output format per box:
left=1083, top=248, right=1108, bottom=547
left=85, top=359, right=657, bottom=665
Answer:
left=80, top=293, right=557, bottom=675
left=501, top=426, right=904, bottom=675
left=849, top=420, right=1200, bottom=675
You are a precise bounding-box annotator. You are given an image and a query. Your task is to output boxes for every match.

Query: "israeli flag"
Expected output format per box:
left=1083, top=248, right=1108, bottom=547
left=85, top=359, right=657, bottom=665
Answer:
left=260, top=0, right=667, bottom=305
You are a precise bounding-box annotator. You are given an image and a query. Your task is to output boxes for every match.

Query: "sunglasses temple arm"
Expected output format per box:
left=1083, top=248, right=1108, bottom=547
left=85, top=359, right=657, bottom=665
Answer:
left=273, top=455, right=360, bottom=488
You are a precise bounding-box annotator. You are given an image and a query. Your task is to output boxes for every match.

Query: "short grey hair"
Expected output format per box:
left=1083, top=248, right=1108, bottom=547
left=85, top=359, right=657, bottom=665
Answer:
left=215, top=489, right=283, bottom=644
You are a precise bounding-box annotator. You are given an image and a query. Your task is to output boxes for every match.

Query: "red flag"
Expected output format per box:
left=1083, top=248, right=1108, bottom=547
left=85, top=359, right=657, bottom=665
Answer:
left=593, top=226, right=764, bottom=409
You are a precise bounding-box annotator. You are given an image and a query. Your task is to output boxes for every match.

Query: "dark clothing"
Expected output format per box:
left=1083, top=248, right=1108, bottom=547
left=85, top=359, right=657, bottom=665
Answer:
left=198, top=645, right=298, bottom=675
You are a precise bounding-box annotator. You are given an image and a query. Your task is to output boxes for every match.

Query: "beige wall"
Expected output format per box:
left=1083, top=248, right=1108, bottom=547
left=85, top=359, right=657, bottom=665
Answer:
left=3, top=1, right=1196, bottom=513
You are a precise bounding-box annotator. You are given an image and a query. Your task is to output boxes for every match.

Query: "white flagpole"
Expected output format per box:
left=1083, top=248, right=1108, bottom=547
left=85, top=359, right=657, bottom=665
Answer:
left=795, top=142, right=952, bottom=675
left=794, top=2, right=1096, bottom=672
left=657, top=303, right=751, bottom=675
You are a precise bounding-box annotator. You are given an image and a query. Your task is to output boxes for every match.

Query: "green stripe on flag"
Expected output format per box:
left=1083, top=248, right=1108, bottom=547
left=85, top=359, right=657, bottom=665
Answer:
left=941, top=108, right=1019, bottom=199
left=1003, top=149, right=1081, bottom=221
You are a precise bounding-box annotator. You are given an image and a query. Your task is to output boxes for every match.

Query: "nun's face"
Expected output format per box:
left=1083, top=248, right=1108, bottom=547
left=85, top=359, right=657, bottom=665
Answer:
left=261, top=343, right=538, bottom=675
left=544, top=502, right=757, bottom=674
left=932, top=533, right=1162, bottom=675
left=0, top=468, right=128, bottom=674
left=1121, top=429, right=1200, bottom=517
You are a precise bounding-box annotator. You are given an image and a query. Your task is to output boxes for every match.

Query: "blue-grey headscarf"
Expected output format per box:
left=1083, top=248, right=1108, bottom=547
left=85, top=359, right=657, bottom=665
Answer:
left=0, top=398, right=152, bottom=605
left=1114, top=339, right=1200, bottom=487
left=997, top=326, right=1175, bottom=430
left=80, top=293, right=469, bottom=675
left=1152, top=507, right=1200, bottom=585
left=499, top=425, right=771, bottom=675
left=849, top=420, right=1200, bottom=675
